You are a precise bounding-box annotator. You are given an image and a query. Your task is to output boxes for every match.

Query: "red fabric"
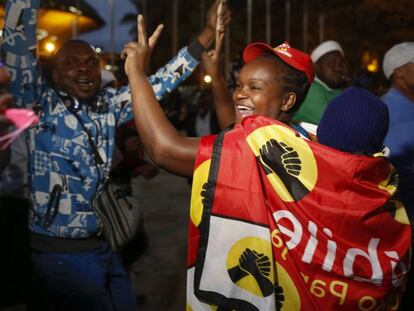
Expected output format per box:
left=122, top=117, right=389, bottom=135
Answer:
left=187, top=116, right=411, bottom=310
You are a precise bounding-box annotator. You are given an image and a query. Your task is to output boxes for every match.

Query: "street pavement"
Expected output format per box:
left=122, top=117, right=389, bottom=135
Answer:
left=131, top=169, right=191, bottom=311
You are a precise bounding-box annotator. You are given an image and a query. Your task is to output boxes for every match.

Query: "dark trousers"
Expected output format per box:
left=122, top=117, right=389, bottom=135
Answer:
left=30, top=242, right=137, bottom=311
left=0, top=196, right=30, bottom=307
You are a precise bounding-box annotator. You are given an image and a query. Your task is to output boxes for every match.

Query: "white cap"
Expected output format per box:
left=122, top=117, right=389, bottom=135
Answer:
left=311, top=40, right=344, bottom=63
left=383, top=42, right=414, bottom=79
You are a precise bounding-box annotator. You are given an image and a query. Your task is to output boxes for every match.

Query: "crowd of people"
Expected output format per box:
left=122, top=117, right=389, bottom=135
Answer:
left=0, top=0, right=413, bottom=310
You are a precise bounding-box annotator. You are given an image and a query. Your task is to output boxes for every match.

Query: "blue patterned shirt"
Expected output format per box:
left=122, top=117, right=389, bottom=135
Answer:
left=2, top=0, right=199, bottom=239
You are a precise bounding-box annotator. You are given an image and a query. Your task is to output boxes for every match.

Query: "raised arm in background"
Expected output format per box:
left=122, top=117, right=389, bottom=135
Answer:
left=197, top=0, right=231, bottom=53
left=201, top=42, right=235, bottom=129
left=145, top=0, right=231, bottom=102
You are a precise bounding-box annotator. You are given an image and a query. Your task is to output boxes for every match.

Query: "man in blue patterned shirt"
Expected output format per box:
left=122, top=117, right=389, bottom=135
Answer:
left=1, top=0, right=230, bottom=309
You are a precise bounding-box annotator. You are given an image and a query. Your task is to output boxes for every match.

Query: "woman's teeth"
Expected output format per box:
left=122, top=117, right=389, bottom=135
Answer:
left=237, top=105, right=253, bottom=112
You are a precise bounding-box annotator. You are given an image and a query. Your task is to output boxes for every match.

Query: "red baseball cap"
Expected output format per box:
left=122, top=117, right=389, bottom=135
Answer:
left=243, top=41, right=314, bottom=83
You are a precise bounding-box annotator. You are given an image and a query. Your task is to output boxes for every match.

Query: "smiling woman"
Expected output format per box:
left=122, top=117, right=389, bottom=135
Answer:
left=232, top=51, right=310, bottom=125
left=123, top=14, right=312, bottom=177
left=233, top=57, right=287, bottom=124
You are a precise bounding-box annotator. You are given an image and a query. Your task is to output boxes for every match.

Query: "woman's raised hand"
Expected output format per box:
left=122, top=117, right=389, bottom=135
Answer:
left=122, top=15, right=164, bottom=77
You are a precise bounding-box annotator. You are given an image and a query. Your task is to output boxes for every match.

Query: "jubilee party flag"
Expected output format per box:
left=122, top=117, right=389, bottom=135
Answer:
left=186, top=116, right=411, bottom=311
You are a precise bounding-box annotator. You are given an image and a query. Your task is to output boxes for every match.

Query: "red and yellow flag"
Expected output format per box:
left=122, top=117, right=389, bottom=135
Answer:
left=187, top=116, right=411, bottom=311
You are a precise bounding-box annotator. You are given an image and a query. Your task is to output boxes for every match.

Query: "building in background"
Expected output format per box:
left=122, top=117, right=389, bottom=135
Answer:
left=0, top=0, right=105, bottom=57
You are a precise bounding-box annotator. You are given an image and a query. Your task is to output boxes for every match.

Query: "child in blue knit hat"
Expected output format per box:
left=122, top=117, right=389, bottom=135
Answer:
left=317, top=87, right=389, bottom=155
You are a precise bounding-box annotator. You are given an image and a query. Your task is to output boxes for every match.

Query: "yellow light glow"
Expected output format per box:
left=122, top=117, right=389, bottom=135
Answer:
left=45, top=42, right=56, bottom=53
left=366, top=59, right=379, bottom=73
left=204, top=75, right=212, bottom=83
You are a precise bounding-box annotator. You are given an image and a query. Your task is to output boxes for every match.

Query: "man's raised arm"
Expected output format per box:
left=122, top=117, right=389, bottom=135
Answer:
left=2, top=0, right=41, bottom=108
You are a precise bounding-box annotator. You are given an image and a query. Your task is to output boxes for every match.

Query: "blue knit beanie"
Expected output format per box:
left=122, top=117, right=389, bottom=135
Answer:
left=317, top=87, right=389, bottom=154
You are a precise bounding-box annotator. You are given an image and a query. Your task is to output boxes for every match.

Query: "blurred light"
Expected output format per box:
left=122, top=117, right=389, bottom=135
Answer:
left=203, top=75, right=212, bottom=84
left=36, top=29, right=48, bottom=41
left=45, top=42, right=56, bottom=53
left=105, top=64, right=119, bottom=71
left=95, top=47, right=103, bottom=53
left=366, top=58, right=379, bottom=73
left=69, top=6, right=82, bottom=15
left=362, top=51, right=379, bottom=73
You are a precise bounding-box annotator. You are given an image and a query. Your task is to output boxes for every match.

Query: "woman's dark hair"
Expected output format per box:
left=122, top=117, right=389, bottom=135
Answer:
left=263, top=54, right=311, bottom=113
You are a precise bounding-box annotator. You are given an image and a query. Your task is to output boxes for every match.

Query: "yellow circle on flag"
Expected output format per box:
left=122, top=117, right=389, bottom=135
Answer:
left=274, top=261, right=301, bottom=311
left=247, top=124, right=318, bottom=202
left=190, top=159, right=211, bottom=227
left=225, top=236, right=301, bottom=309
left=226, top=237, right=274, bottom=297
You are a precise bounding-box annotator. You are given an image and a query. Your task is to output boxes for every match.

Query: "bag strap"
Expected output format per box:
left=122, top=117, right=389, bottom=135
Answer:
left=57, top=92, right=108, bottom=196
left=57, top=91, right=105, bottom=166
left=77, top=119, right=104, bottom=165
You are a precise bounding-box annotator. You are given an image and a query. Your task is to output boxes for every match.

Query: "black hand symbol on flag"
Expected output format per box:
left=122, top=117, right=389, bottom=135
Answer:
left=227, top=248, right=274, bottom=297
left=259, top=139, right=310, bottom=201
